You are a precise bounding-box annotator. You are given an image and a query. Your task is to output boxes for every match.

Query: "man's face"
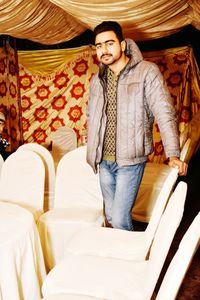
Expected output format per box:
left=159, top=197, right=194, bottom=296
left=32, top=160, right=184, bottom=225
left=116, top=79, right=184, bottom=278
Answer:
left=0, top=120, right=5, bottom=135
left=95, top=31, right=124, bottom=66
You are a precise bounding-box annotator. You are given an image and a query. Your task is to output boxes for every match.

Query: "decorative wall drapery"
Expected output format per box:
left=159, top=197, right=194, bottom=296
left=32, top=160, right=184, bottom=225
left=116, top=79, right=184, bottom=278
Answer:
left=17, top=45, right=200, bottom=163
left=0, top=0, right=200, bottom=45
left=18, top=46, right=98, bottom=147
left=0, top=43, right=21, bottom=151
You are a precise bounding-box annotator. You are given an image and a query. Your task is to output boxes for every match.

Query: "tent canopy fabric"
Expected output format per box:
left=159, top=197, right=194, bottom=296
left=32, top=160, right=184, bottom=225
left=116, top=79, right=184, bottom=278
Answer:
left=0, top=0, right=200, bottom=45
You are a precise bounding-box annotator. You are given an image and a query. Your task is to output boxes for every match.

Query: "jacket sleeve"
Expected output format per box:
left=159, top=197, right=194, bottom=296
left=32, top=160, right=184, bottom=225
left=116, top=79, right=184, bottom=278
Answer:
left=144, top=63, right=180, bottom=158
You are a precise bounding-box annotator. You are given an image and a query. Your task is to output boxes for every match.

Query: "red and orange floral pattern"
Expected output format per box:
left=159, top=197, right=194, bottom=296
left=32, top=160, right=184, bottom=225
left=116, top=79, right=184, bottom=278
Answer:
left=0, top=44, right=20, bottom=151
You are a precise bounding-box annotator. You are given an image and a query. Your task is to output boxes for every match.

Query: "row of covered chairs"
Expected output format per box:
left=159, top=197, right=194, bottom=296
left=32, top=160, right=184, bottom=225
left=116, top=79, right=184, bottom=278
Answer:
left=0, top=149, right=199, bottom=300
left=0, top=145, right=105, bottom=272
left=0, top=131, right=192, bottom=272
left=0, top=137, right=198, bottom=299
left=41, top=184, right=200, bottom=300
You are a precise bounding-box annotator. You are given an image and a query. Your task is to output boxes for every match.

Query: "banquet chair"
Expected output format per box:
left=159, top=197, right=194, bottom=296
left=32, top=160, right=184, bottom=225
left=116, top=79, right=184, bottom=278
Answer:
left=132, top=135, right=191, bottom=222
left=64, top=163, right=179, bottom=260
left=155, top=211, right=200, bottom=300
left=42, top=182, right=187, bottom=300
left=0, top=150, right=45, bottom=221
left=51, top=127, right=77, bottom=168
left=38, top=146, right=104, bottom=271
left=17, top=143, right=56, bottom=211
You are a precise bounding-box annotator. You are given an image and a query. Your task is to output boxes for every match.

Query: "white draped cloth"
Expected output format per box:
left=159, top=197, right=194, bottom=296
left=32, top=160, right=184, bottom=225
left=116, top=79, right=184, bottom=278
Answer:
left=0, top=201, right=46, bottom=300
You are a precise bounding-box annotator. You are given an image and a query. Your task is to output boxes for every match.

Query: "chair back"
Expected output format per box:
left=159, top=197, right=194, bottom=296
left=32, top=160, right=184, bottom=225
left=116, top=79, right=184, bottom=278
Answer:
left=145, top=182, right=187, bottom=298
left=51, top=127, right=77, bottom=165
left=156, top=212, right=200, bottom=300
left=17, top=143, right=56, bottom=210
left=179, top=128, right=188, bottom=150
left=0, top=150, right=45, bottom=220
left=54, top=146, right=103, bottom=210
left=145, top=167, right=178, bottom=239
left=180, top=137, right=191, bottom=163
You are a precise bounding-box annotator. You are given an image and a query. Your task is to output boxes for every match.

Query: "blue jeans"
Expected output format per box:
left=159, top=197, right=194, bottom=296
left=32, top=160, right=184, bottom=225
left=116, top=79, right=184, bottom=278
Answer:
left=99, top=160, right=145, bottom=231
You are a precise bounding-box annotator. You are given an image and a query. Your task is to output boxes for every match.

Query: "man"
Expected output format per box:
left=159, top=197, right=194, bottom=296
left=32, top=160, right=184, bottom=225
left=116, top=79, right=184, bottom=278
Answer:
left=86, top=21, right=188, bottom=231
left=0, top=111, right=10, bottom=160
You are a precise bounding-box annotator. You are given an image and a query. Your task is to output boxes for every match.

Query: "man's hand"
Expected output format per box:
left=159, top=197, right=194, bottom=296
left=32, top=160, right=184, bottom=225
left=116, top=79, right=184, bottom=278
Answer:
left=168, top=156, right=188, bottom=176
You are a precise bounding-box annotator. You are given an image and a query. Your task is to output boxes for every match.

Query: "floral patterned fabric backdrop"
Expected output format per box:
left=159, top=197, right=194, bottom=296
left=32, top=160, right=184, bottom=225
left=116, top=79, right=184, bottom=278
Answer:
left=18, top=46, right=98, bottom=148
left=17, top=45, right=200, bottom=162
left=0, top=42, right=21, bottom=151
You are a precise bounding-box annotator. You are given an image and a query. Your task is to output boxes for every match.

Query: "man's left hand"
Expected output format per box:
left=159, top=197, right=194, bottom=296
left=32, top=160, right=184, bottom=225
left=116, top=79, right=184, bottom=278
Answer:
left=168, top=157, right=188, bottom=176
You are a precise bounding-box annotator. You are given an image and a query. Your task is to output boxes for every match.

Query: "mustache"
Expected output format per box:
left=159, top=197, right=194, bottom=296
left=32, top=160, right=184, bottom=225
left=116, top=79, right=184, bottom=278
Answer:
left=101, top=54, right=112, bottom=59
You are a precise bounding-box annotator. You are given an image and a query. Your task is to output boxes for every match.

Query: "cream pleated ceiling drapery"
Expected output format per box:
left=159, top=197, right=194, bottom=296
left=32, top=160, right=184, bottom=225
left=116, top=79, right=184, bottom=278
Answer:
left=0, top=0, right=199, bottom=44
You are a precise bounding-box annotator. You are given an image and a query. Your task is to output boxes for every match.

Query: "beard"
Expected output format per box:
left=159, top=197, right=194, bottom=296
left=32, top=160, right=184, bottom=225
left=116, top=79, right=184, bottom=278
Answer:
left=100, top=50, right=123, bottom=66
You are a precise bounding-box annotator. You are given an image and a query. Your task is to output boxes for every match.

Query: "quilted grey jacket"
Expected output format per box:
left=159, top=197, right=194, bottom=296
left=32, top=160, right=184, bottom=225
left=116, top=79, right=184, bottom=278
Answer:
left=87, top=38, right=180, bottom=173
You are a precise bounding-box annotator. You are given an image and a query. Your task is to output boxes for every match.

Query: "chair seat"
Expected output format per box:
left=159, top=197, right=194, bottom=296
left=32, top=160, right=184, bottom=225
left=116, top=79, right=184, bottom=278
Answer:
left=66, top=226, right=149, bottom=260
left=42, top=253, right=148, bottom=300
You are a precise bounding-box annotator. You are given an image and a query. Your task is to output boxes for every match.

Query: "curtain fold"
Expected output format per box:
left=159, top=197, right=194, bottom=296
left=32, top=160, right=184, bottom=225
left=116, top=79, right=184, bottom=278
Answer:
left=0, top=0, right=199, bottom=44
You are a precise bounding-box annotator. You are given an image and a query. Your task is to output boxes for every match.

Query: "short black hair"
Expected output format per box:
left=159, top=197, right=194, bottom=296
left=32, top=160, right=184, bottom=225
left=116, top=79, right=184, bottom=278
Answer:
left=93, top=21, right=124, bottom=42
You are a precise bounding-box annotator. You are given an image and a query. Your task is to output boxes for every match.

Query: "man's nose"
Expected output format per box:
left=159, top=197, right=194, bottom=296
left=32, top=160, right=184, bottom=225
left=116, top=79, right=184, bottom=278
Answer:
left=102, top=43, right=108, bottom=53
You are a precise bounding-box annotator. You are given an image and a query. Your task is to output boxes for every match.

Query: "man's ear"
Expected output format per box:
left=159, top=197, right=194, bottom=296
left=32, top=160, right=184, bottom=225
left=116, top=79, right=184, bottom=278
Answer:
left=121, top=40, right=126, bottom=52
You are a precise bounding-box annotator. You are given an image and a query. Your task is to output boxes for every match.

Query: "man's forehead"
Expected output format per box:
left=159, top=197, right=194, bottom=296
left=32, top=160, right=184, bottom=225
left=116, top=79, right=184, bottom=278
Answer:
left=95, top=31, right=117, bottom=44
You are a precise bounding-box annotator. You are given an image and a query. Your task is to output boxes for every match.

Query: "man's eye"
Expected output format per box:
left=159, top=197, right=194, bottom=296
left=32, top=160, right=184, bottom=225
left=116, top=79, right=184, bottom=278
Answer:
left=96, top=45, right=101, bottom=50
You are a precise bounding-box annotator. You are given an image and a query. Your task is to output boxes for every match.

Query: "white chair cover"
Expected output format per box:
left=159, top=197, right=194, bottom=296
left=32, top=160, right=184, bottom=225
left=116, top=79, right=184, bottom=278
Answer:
left=0, top=201, right=46, bottom=300
left=0, top=150, right=45, bottom=221
left=42, top=182, right=187, bottom=300
left=156, top=212, right=200, bottom=300
left=17, top=143, right=56, bottom=210
left=38, top=146, right=104, bottom=271
left=65, top=166, right=178, bottom=260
